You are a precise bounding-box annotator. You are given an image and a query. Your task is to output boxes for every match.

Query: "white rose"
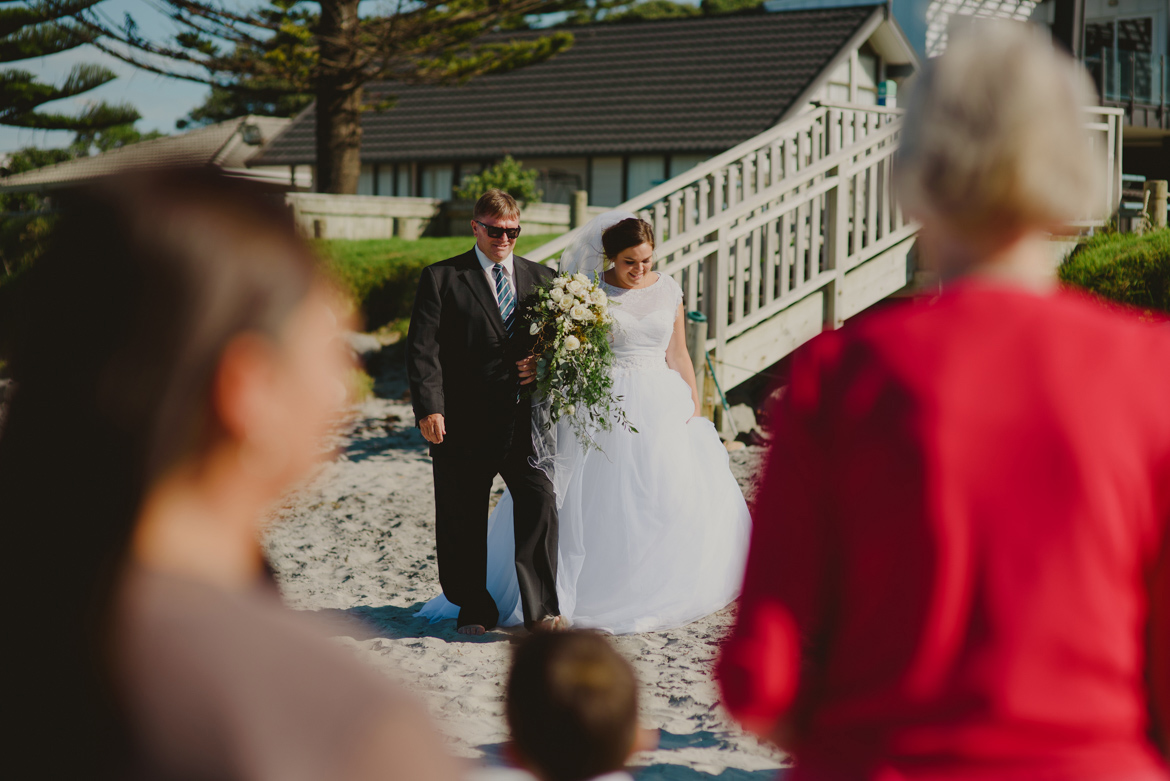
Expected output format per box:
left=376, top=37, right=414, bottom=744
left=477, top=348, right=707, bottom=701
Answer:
left=573, top=273, right=589, bottom=284
left=590, top=288, right=607, bottom=305
left=550, top=287, right=565, bottom=301
left=529, top=321, right=540, bottom=335
left=570, top=303, right=592, bottom=321
left=559, top=297, right=574, bottom=312
left=567, top=280, right=587, bottom=296
left=563, top=334, right=581, bottom=351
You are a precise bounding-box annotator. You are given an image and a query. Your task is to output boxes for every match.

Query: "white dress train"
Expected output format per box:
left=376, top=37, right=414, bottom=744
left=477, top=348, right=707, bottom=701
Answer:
left=417, top=273, right=752, bottom=634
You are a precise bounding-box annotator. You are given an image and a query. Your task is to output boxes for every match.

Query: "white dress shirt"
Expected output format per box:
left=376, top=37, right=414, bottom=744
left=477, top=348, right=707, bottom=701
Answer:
left=476, top=244, right=516, bottom=305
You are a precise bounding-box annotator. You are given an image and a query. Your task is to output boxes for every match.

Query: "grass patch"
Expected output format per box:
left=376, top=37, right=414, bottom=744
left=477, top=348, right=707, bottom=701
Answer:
left=1060, top=228, right=1170, bottom=314
left=315, top=234, right=560, bottom=332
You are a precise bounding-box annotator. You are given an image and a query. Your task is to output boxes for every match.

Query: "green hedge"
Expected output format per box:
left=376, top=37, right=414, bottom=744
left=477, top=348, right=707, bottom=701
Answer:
left=316, top=234, right=559, bottom=332
left=0, top=233, right=557, bottom=361
left=1059, top=228, right=1170, bottom=314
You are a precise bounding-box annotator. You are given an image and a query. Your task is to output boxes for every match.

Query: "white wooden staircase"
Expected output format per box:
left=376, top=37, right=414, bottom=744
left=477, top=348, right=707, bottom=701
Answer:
left=529, top=102, right=1125, bottom=395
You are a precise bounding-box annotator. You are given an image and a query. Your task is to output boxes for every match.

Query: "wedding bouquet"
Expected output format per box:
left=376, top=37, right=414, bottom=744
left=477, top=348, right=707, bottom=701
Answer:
left=525, top=272, right=635, bottom=447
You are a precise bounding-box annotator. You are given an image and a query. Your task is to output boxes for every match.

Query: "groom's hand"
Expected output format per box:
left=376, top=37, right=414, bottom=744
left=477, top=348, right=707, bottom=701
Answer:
left=419, top=413, right=446, bottom=444
left=517, top=355, right=537, bottom=386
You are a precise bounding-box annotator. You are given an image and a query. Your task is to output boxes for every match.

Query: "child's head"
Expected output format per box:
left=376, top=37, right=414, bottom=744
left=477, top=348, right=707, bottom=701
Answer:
left=506, top=631, right=639, bottom=781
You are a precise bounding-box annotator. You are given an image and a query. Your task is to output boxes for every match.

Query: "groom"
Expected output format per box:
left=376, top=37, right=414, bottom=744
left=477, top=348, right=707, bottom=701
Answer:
left=406, top=189, right=564, bottom=635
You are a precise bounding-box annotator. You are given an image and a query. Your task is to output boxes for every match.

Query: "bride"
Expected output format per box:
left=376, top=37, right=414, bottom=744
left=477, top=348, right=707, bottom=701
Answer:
left=419, top=212, right=752, bottom=634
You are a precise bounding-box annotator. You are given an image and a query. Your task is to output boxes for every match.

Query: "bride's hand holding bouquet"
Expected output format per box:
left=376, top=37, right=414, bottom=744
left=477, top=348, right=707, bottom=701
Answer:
left=524, top=272, right=635, bottom=449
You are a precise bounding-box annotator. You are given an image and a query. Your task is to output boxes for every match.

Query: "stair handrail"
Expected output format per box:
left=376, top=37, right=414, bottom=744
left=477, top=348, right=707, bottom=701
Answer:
left=528, top=102, right=905, bottom=264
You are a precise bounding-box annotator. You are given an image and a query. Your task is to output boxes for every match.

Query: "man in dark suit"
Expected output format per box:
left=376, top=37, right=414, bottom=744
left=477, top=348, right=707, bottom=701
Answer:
left=406, top=190, right=565, bottom=636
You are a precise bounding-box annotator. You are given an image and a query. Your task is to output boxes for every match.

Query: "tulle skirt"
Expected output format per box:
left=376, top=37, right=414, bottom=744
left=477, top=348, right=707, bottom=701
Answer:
left=417, top=363, right=752, bottom=634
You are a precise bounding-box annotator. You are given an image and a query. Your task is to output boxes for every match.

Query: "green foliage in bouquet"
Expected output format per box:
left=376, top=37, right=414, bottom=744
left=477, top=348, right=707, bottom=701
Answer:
left=525, top=272, right=635, bottom=449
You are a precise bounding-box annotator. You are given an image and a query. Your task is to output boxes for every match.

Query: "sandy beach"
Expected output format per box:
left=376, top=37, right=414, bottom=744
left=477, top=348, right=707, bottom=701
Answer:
left=262, top=345, right=787, bottom=779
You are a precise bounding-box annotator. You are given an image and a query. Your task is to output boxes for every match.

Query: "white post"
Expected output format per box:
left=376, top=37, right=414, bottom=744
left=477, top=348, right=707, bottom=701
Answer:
left=823, top=165, right=848, bottom=329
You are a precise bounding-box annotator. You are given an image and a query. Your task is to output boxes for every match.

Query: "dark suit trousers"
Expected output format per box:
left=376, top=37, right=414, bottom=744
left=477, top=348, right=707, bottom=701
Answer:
left=431, top=403, right=559, bottom=630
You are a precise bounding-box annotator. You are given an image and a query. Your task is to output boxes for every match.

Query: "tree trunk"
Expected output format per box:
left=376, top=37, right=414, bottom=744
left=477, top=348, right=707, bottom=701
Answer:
left=315, top=0, right=362, bottom=194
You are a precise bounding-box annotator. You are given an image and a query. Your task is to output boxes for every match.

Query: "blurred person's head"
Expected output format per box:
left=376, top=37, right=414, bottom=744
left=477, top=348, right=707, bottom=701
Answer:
left=895, top=21, right=1103, bottom=281
left=0, top=168, right=347, bottom=771
left=506, top=631, right=655, bottom=781
left=472, top=189, right=522, bottom=262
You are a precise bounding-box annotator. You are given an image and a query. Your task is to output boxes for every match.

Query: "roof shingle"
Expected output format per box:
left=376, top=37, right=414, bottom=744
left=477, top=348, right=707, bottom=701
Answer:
left=253, top=7, right=877, bottom=166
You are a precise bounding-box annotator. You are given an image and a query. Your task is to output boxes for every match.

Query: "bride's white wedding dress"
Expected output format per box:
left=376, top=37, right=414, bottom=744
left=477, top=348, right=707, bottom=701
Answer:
left=418, top=270, right=752, bottom=634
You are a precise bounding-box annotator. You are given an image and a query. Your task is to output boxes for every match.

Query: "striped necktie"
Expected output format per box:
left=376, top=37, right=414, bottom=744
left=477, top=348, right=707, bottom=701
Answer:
left=493, top=264, right=516, bottom=336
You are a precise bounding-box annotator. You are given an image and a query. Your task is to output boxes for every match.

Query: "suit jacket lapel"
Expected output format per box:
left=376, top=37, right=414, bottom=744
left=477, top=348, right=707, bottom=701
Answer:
left=513, top=256, right=534, bottom=304
left=459, top=249, right=508, bottom=338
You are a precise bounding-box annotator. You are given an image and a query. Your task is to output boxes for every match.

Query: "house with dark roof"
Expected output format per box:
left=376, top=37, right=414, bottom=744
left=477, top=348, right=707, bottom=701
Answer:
left=253, top=4, right=918, bottom=206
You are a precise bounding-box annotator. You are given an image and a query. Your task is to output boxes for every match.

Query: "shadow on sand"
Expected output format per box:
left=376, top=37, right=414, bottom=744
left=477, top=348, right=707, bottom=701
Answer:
left=301, top=602, right=518, bottom=645
left=342, top=415, right=429, bottom=462
left=633, top=766, right=786, bottom=780
left=472, top=732, right=786, bottom=780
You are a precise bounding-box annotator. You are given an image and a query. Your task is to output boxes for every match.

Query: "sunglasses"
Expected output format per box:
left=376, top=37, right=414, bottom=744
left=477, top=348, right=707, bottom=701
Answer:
left=475, top=220, right=522, bottom=240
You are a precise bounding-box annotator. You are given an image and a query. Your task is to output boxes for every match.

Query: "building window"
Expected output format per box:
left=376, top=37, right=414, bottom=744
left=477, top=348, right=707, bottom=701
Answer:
left=376, top=165, right=394, bottom=197
left=420, top=164, right=454, bottom=199
left=396, top=165, right=411, bottom=197
left=358, top=165, right=375, bottom=196
left=626, top=155, right=666, bottom=201
left=669, top=154, right=708, bottom=179
left=590, top=157, right=623, bottom=207
left=1085, top=16, right=1156, bottom=102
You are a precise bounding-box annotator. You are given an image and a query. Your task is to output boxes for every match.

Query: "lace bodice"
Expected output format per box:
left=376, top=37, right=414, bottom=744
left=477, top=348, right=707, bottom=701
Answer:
left=603, top=273, right=683, bottom=370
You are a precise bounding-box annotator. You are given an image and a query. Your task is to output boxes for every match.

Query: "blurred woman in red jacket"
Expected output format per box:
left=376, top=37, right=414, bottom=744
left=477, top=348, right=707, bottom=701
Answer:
left=717, top=21, right=1170, bottom=781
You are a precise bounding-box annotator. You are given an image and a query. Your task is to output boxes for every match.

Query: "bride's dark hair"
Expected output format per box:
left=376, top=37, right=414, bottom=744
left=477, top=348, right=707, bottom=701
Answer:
left=0, top=168, right=319, bottom=774
left=601, top=218, right=655, bottom=260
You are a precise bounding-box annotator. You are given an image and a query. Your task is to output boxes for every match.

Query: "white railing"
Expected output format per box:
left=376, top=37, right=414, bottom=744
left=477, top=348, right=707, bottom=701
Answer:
left=531, top=102, right=1125, bottom=392
left=1082, top=106, right=1126, bottom=225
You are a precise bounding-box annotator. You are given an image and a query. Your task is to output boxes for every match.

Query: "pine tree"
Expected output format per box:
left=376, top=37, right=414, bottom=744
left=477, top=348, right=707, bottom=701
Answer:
left=0, top=0, right=138, bottom=131
left=84, top=0, right=573, bottom=194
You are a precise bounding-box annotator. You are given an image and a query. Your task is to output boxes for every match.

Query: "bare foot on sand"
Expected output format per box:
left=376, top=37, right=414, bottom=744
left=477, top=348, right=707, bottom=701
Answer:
left=457, top=624, right=486, bottom=636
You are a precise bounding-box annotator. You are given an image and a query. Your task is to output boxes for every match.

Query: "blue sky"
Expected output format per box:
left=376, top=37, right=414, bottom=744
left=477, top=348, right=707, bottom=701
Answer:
left=2, top=0, right=233, bottom=153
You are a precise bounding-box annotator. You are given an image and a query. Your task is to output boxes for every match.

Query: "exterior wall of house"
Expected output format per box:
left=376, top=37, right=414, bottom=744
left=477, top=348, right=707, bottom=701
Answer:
left=1031, top=0, right=1170, bottom=173
left=349, top=153, right=712, bottom=209
left=1079, top=0, right=1168, bottom=103
left=809, top=44, right=884, bottom=105
left=1033, top=0, right=1169, bottom=104
left=516, top=157, right=589, bottom=204
left=590, top=157, right=624, bottom=206
left=354, top=162, right=460, bottom=197
left=588, top=153, right=711, bottom=207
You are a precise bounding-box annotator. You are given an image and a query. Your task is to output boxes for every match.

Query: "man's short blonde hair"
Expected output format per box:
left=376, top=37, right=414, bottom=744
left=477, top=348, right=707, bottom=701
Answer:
left=896, top=21, right=1104, bottom=236
left=473, top=189, right=521, bottom=222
